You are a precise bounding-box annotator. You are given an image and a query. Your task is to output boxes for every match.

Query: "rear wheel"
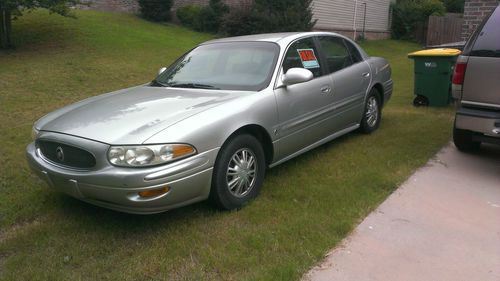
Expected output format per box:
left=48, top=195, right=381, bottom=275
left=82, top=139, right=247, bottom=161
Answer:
left=453, top=123, right=480, bottom=152
left=210, top=134, right=266, bottom=210
left=360, top=88, right=381, bottom=134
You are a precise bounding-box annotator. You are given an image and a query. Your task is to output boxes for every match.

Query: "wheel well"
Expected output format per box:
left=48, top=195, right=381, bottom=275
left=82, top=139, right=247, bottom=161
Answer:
left=228, top=125, right=274, bottom=165
left=372, top=83, right=384, bottom=107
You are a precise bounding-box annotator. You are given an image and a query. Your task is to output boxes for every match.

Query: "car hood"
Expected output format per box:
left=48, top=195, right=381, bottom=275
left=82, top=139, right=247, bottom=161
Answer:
left=36, top=85, right=244, bottom=144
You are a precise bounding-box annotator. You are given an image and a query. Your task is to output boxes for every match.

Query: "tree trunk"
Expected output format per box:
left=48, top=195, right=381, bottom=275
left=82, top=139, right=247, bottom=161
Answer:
left=0, top=8, right=12, bottom=49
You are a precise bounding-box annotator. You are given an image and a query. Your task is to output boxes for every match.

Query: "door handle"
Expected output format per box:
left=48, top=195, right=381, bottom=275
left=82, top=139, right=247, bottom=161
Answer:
left=362, top=72, right=370, bottom=78
left=320, top=86, right=331, bottom=94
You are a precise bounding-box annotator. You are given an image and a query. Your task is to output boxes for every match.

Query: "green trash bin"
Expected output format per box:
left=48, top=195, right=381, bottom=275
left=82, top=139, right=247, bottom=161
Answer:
left=408, top=48, right=461, bottom=106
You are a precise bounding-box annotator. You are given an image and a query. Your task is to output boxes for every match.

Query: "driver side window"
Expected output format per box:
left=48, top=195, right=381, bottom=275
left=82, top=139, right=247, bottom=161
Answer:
left=282, top=38, right=322, bottom=78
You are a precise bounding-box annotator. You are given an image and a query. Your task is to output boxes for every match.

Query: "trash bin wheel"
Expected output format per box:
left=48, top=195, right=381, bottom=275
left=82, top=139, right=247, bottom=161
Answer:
left=413, top=95, right=429, bottom=107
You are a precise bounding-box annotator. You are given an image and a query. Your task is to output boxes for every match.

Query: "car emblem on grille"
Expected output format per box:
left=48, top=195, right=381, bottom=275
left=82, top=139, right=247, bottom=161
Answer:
left=56, top=146, right=65, bottom=162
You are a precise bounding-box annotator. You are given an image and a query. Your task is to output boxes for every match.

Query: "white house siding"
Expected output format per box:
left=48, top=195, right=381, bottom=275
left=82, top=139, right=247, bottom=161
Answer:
left=312, top=0, right=391, bottom=39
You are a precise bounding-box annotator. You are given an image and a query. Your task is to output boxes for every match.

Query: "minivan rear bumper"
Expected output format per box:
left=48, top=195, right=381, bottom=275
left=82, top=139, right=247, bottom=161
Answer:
left=455, top=106, right=500, bottom=139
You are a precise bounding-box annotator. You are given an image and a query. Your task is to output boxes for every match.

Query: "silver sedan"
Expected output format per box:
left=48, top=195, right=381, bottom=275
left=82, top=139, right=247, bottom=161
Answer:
left=26, top=32, right=393, bottom=214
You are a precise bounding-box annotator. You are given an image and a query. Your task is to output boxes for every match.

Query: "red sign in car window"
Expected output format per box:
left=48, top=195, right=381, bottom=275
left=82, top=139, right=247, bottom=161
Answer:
left=297, top=49, right=320, bottom=69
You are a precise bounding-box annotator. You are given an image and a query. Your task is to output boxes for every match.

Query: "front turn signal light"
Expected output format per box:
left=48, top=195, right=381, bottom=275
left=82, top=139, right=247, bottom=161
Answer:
left=138, top=186, right=170, bottom=198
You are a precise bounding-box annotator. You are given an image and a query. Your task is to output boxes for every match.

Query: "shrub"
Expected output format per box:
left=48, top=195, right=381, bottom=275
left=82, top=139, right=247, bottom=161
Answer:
left=176, top=0, right=228, bottom=33
left=198, top=0, right=229, bottom=33
left=221, top=7, right=256, bottom=36
left=223, top=0, right=316, bottom=36
left=178, top=0, right=316, bottom=36
left=250, top=0, right=316, bottom=33
left=139, top=0, right=173, bottom=22
left=441, top=0, right=465, bottom=13
left=391, top=0, right=446, bottom=39
left=176, top=5, right=203, bottom=28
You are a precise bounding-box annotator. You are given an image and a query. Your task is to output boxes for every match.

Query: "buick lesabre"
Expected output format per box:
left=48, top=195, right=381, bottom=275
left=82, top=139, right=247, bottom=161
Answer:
left=26, top=32, right=393, bottom=213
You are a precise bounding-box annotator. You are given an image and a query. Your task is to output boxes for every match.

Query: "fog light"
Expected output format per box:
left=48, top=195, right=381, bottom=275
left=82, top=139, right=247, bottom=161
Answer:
left=138, top=186, right=170, bottom=198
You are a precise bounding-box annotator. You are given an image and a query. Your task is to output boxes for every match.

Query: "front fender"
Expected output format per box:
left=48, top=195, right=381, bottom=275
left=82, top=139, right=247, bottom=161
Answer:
left=143, top=91, right=278, bottom=155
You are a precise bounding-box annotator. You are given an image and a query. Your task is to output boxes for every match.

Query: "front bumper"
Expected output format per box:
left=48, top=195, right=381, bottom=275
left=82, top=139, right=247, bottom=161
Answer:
left=26, top=134, right=219, bottom=214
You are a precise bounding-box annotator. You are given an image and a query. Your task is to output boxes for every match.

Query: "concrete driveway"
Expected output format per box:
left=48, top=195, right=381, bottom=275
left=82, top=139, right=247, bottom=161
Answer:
left=303, top=143, right=500, bottom=281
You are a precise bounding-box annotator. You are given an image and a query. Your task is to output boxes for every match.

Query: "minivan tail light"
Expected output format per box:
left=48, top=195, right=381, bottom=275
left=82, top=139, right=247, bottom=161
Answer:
left=452, top=62, right=467, bottom=85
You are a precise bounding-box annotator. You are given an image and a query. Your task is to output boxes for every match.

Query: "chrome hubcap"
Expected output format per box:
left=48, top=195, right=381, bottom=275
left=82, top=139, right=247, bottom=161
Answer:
left=366, top=96, right=379, bottom=127
left=226, top=148, right=257, bottom=198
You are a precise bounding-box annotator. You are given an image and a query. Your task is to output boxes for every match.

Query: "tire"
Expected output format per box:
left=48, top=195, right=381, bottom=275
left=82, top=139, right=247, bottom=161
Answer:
left=210, top=134, right=266, bottom=210
left=413, top=95, right=429, bottom=107
left=453, top=123, right=480, bottom=152
left=360, top=88, right=382, bottom=134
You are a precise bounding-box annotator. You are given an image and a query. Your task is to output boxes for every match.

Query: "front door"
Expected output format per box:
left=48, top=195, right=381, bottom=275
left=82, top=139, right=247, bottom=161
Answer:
left=274, top=36, right=337, bottom=160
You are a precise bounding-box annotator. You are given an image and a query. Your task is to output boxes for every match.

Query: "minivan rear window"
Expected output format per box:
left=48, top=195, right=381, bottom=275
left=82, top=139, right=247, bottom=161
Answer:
left=470, top=6, right=500, bottom=58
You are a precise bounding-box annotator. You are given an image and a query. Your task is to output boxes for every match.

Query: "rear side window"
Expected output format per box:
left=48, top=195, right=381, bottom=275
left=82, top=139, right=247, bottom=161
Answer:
left=282, top=37, right=323, bottom=78
left=343, top=39, right=363, bottom=63
left=470, top=6, right=500, bottom=58
left=317, top=36, right=353, bottom=73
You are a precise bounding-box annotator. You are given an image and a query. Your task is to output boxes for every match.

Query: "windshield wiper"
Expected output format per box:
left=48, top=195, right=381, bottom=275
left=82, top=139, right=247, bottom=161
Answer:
left=150, top=79, right=168, bottom=87
left=169, top=83, right=220, bottom=90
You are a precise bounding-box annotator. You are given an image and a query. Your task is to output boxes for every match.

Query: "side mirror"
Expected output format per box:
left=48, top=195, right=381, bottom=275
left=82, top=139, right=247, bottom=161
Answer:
left=282, top=68, right=313, bottom=86
left=158, top=67, right=167, bottom=75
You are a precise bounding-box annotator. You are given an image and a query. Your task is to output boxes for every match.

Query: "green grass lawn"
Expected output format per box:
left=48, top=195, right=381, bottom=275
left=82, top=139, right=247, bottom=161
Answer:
left=0, top=10, right=453, bottom=281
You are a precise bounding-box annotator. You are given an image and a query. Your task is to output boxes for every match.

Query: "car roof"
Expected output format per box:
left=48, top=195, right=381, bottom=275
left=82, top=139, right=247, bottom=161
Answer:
left=200, top=31, right=368, bottom=59
left=201, top=31, right=346, bottom=45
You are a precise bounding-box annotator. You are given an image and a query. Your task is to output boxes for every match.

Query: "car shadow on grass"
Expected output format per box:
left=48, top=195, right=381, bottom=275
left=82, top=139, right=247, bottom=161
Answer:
left=56, top=194, right=218, bottom=230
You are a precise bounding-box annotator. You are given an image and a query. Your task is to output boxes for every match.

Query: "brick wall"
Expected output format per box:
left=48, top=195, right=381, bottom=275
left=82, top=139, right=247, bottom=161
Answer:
left=79, top=0, right=140, bottom=13
left=170, top=0, right=252, bottom=22
left=173, top=0, right=252, bottom=10
left=462, top=0, right=499, bottom=40
left=172, top=0, right=208, bottom=10
left=80, top=0, right=252, bottom=15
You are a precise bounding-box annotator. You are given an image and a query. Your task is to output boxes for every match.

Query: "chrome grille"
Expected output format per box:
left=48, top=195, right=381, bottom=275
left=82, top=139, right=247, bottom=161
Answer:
left=37, top=140, right=96, bottom=169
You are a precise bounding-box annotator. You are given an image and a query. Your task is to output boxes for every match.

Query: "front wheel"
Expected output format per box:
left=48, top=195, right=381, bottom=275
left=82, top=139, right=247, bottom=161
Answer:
left=360, top=89, right=381, bottom=134
left=210, top=134, right=266, bottom=210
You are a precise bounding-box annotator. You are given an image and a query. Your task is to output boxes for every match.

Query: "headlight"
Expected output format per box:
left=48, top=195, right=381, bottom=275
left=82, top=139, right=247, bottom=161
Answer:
left=31, top=127, right=39, bottom=141
left=107, top=144, right=196, bottom=167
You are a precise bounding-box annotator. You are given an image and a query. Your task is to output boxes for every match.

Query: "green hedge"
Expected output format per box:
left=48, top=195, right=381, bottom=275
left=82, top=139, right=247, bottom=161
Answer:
left=176, top=5, right=203, bottom=28
left=391, top=0, right=446, bottom=40
left=245, top=0, right=316, bottom=34
left=176, top=0, right=228, bottom=33
left=177, top=0, right=316, bottom=36
left=139, top=0, right=173, bottom=22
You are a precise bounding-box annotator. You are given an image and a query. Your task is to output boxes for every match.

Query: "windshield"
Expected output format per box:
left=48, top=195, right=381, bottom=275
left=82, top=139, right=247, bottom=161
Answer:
left=154, top=42, right=280, bottom=91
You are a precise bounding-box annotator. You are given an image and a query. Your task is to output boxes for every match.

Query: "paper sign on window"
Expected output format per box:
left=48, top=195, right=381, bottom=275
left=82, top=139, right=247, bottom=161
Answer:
left=297, top=49, right=320, bottom=69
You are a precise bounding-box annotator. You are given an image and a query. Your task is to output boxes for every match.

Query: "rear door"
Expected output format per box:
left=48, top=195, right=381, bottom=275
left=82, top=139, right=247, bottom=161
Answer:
left=462, top=6, right=500, bottom=105
left=316, top=36, right=371, bottom=128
